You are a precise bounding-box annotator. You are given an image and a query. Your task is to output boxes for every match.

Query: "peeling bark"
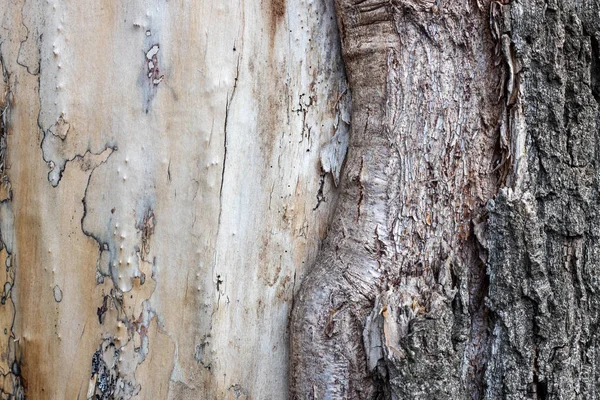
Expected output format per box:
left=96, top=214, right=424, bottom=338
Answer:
left=0, top=53, right=25, bottom=400
left=291, top=1, right=504, bottom=397
left=291, top=0, right=600, bottom=399
left=1, top=0, right=600, bottom=397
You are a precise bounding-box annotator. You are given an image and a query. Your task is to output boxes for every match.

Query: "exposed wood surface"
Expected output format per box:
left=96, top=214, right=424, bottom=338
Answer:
left=0, top=0, right=347, bottom=398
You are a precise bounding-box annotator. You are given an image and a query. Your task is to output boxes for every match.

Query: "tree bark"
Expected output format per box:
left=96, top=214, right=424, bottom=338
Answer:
left=291, top=0, right=600, bottom=399
left=1, top=0, right=600, bottom=398
left=485, top=2, right=600, bottom=398
left=0, top=0, right=347, bottom=398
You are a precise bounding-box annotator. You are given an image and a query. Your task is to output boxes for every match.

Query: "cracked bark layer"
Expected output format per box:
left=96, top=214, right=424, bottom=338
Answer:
left=291, top=1, right=503, bottom=398
left=485, top=1, right=600, bottom=398
left=292, top=0, right=600, bottom=399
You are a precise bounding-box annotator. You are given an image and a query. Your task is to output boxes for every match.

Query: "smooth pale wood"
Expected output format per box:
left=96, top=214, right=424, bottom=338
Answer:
left=0, top=0, right=346, bottom=398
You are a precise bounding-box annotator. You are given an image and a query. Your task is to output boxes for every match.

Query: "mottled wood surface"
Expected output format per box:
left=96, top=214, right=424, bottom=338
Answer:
left=0, top=0, right=347, bottom=398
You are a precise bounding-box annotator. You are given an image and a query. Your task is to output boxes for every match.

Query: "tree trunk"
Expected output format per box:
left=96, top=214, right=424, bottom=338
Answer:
left=1, top=0, right=600, bottom=399
left=0, top=0, right=347, bottom=398
left=291, top=0, right=600, bottom=399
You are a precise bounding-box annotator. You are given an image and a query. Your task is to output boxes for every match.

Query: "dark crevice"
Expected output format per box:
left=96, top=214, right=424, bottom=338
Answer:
left=216, top=56, right=240, bottom=230
left=212, top=56, right=240, bottom=314
left=466, top=234, right=492, bottom=400
left=590, top=33, right=600, bottom=104
left=313, top=173, right=327, bottom=210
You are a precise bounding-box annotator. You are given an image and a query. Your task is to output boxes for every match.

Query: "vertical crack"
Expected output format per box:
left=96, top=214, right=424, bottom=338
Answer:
left=213, top=57, right=241, bottom=295
left=217, top=57, right=240, bottom=229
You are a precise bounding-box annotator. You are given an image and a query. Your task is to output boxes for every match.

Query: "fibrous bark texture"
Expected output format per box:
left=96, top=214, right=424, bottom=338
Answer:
left=291, top=0, right=600, bottom=399
left=291, top=0, right=503, bottom=397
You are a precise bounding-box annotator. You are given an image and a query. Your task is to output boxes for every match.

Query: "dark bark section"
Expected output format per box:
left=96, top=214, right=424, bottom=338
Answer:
left=485, top=1, right=600, bottom=398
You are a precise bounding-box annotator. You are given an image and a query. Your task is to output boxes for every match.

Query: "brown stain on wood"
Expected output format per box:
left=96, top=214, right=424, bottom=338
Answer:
left=266, top=0, right=286, bottom=46
left=268, top=0, right=286, bottom=29
left=258, top=0, right=288, bottom=160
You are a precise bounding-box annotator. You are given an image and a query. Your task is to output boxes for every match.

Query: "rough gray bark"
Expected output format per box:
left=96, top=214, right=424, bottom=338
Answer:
left=485, top=2, right=600, bottom=398
left=291, top=0, right=600, bottom=399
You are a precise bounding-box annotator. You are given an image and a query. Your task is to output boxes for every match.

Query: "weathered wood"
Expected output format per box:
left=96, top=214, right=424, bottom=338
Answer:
left=0, top=0, right=347, bottom=398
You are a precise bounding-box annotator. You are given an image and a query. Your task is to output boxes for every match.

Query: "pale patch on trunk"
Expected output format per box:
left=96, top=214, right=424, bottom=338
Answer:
left=0, top=0, right=347, bottom=398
